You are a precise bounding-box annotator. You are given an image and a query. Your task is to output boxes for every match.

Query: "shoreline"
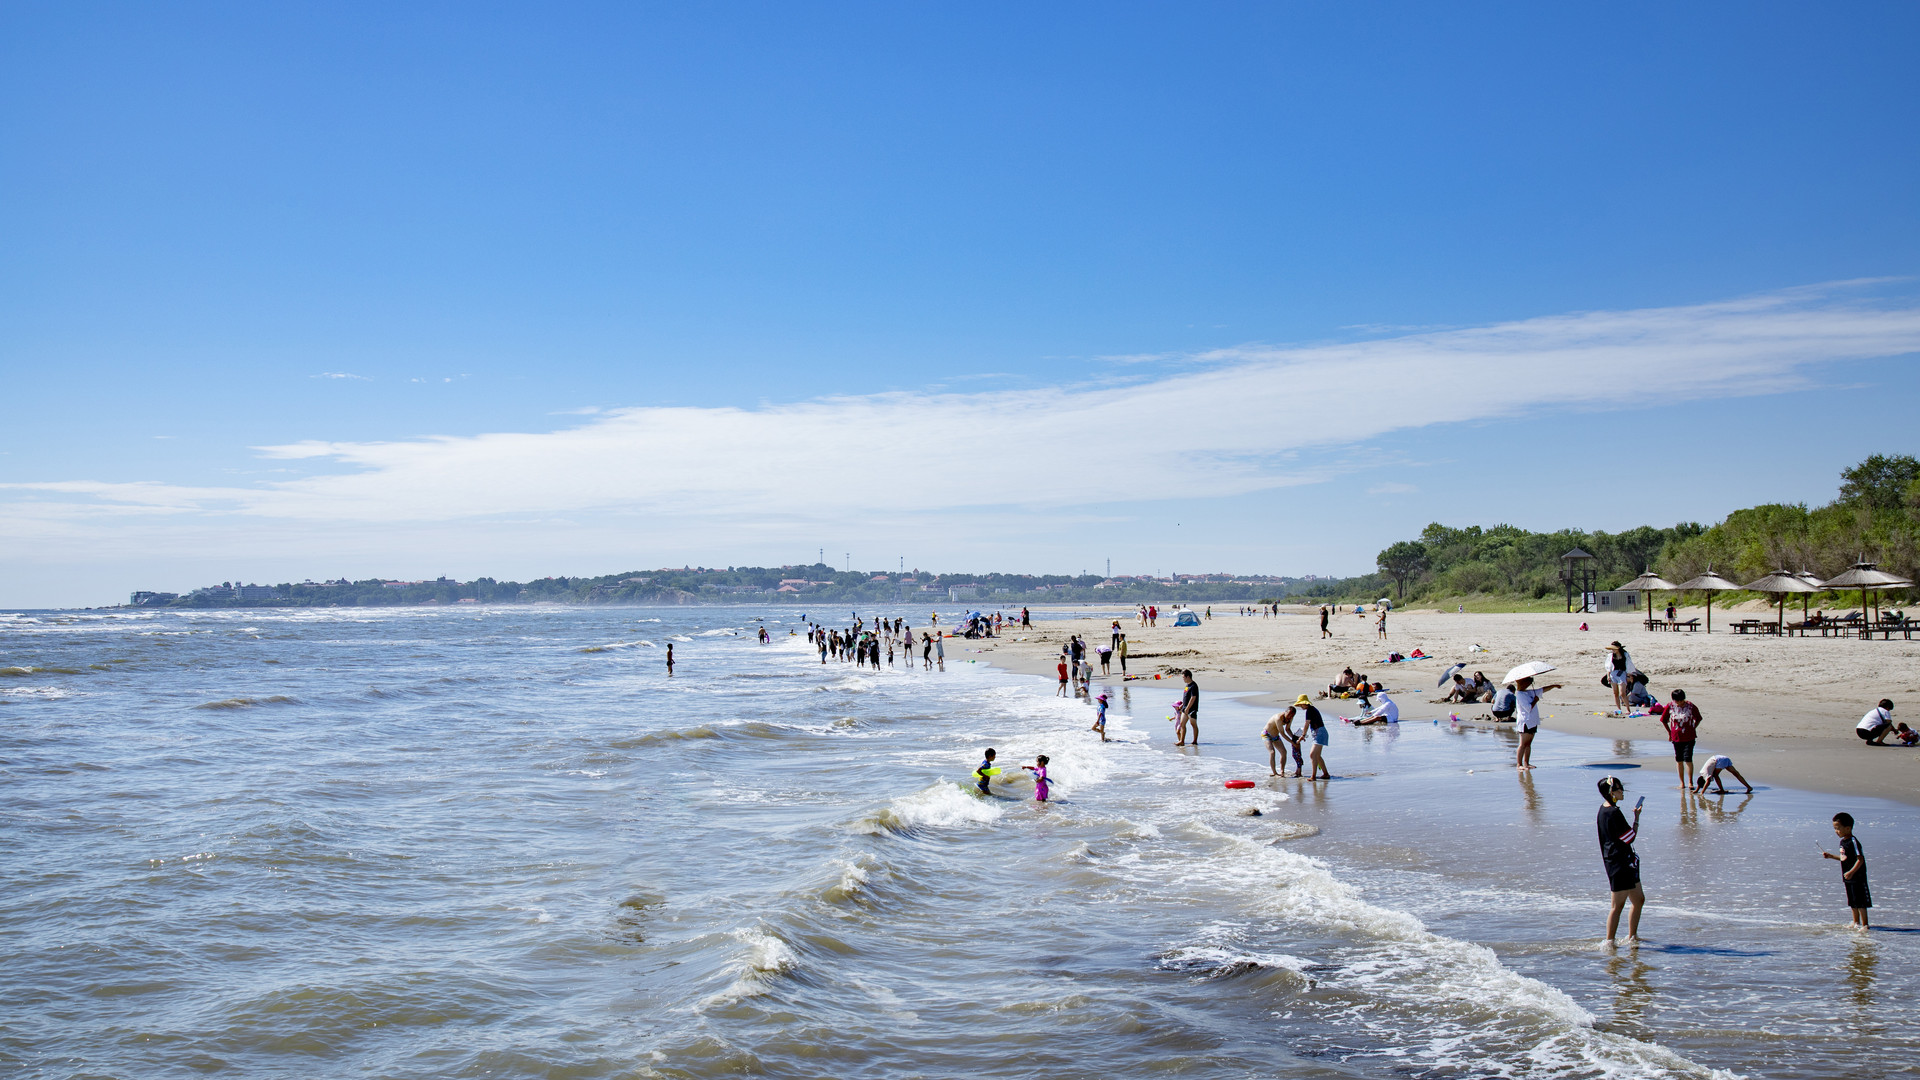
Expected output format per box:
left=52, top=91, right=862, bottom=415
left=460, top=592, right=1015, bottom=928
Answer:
left=959, top=604, right=1920, bottom=808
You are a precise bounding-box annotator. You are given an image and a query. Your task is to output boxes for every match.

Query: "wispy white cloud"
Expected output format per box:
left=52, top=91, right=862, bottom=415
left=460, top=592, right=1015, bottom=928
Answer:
left=313, top=371, right=371, bottom=380
left=6, top=284, right=1920, bottom=562
left=1368, top=482, right=1418, bottom=495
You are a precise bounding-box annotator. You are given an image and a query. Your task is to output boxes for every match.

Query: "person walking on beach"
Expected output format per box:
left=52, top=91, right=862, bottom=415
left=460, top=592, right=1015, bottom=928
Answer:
left=1116, top=634, right=1128, bottom=675
left=1021, top=606, right=1030, bottom=628
left=921, top=632, right=933, bottom=670
left=1376, top=608, right=1388, bottom=640
left=1514, top=675, right=1560, bottom=769
left=1596, top=776, right=1645, bottom=945
left=1175, top=670, right=1200, bottom=745
left=1822, top=812, right=1872, bottom=928
left=1092, top=692, right=1109, bottom=741
left=934, top=631, right=945, bottom=671
left=1650, top=689, right=1704, bottom=789
left=1857, top=699, right=1897, bottom=745
left=665, top=643, right=675, bottom=677
left=1320, top=606, right=1331, bottom=638
left=1603, top=641, right=1638, bottom=715
left=1057, top=656, right=1070, bottom=697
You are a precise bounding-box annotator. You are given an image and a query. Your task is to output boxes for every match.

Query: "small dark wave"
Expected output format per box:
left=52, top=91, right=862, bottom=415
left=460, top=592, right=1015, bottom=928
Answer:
left=194, top=695, right=301, bottom=710
left=1, top=666, right=83, bottom=677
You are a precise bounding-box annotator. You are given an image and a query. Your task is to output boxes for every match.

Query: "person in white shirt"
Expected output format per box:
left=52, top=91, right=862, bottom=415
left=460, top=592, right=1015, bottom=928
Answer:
left=1354, top=693, right=1400, bottom=726
left=1514, top=675, right=1562, bottom=769
left=1857, top=699, right=1896, bottom=745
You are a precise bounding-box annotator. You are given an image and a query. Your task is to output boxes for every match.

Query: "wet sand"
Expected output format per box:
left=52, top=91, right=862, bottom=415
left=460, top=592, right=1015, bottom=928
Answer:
left=961, top=604, right=1920, bottom=806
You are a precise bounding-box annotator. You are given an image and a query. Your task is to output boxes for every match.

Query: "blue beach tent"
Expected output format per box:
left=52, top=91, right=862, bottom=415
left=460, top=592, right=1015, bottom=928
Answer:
left=1173, top=610, right=1202, bottom=627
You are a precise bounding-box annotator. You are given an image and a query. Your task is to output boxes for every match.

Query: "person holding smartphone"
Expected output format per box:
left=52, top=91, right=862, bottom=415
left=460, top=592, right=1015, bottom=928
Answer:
left=1596, top=776, right=1645, bottom=945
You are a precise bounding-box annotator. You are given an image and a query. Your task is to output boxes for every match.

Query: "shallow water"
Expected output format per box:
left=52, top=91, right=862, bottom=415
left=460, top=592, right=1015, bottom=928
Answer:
left=1, top=606, right=1913, bottom=1079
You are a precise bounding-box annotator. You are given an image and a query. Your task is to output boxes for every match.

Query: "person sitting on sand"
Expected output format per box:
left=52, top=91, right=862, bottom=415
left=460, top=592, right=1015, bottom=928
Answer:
left=1323, top=667, right=1358, bottom=698
left=1625, top=672, right=1656, bottom=709
left=1353, top=693, right=1399, bottom=726
left=1442, top=673, right=1477, bottom=703
left=1692, top=754, right=1752, bottom=795
left=1491, top=683, right=1517, bottom=722
left=1894, top=722, right=1918, bottom=747
left=1466, top=672, right=1495, bottom=703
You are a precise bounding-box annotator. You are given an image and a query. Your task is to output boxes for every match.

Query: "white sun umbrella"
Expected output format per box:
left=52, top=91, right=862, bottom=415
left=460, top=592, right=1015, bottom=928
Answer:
left=1503, top=660, right=1556, bottom=685
left=1674, top=570, right=1742, bottom=633
left=1819, top=562, right=1915, bottom=627
left=1741, top=570, right=1818, bottom=632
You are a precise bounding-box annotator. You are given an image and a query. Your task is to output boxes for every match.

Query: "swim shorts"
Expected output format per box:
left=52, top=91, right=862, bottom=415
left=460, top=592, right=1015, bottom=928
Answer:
left=1312, top=727, right=1329, bottom=746
left=1673, top=740, right=1695, bottom=763
left=1856, top=725, right=1887, bottom=741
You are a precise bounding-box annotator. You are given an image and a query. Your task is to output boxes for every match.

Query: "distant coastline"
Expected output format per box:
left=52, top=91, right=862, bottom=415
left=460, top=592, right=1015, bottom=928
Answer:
left=118, top=565, right=1325, bottom=610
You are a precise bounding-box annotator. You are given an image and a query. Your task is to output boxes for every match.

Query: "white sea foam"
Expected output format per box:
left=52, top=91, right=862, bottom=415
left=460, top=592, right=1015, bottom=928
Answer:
left=698, top=927, right=799, bottom=1009
left=1158, top=821, right=1741, bottom=1079
left=852, top=782, right=1003, bottom=834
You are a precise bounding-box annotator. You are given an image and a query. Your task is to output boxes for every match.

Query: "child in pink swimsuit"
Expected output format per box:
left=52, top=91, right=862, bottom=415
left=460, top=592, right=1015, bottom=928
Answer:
left=1023, top=755, right=1051, bottom=802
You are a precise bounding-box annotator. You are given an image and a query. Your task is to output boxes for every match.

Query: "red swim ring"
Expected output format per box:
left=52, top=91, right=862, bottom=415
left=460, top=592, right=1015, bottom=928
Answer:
left=1224, top=780, right=1256, bottom=789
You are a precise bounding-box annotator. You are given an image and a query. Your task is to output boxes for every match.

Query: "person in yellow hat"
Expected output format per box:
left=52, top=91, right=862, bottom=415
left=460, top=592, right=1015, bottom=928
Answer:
left=1293, top=693, right=1330, bottom=779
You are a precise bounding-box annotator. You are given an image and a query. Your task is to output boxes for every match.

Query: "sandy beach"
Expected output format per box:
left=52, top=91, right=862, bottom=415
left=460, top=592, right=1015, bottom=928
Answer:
left=967, top=603, right=1920, bottom=806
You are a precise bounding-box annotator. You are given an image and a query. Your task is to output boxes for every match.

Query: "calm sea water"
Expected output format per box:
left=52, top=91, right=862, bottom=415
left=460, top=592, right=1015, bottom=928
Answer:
left=2, top=605, right=1914, bottom=1079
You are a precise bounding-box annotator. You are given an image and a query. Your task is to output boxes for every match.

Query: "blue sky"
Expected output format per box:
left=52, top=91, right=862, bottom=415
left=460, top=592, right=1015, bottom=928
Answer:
left=3, top=3, right=1919, bottom=607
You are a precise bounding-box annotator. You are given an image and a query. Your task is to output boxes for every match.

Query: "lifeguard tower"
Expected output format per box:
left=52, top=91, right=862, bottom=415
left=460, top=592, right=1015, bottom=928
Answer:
left=1560, top=548, right=1597, bottom=613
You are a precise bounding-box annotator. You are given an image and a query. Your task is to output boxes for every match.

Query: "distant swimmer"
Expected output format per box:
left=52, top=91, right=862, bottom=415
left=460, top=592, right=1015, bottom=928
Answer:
left=1022, top=755, right=1051, bottom=802
left=975, top=748, right=997, bottom=794
left=666, top=643, right=675, bottom=677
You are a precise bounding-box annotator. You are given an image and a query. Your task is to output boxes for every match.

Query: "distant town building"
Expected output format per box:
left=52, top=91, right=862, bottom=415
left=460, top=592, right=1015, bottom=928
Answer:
left=129, top=591, right=178, bottom=606
left=236, top=584, right=281, bottom=601
left=948, top=585, right=980, bottom=601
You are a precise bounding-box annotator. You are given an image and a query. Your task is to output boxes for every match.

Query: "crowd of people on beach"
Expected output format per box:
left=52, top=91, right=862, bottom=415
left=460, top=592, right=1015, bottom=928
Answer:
left=693, top=606, right=1904, bottom=943
left=800, top=614, right=947, bottom=671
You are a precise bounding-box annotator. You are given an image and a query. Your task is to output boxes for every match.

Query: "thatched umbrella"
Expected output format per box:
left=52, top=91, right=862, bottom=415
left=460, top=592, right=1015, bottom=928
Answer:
left=1674, top=570, right=1742, bottom=633
left=1795, top=571, right=1825, bottom=622
left=1819, top=562, right=1915, bottom=629
left=1741, top=570, right=1818, bottom=632
left=1621, top=571, right=1678, bottom=627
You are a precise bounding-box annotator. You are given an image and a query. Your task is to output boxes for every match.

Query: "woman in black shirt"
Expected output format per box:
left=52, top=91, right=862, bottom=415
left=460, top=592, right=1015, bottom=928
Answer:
left=1597, top=776, right=1645, bottom=945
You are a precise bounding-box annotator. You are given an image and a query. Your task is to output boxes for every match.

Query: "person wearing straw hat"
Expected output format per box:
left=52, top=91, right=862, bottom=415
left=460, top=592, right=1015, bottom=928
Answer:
left=1293, top=694, right=1330, bottom=779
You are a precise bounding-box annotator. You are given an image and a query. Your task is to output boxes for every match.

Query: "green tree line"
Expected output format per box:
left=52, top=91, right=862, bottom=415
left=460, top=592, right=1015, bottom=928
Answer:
left=1326, top=454, right=1920, bottom=608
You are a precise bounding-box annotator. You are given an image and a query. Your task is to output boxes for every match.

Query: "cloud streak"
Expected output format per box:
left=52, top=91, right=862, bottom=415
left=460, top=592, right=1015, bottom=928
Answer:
left=7, top=284, right=1920, bottom=546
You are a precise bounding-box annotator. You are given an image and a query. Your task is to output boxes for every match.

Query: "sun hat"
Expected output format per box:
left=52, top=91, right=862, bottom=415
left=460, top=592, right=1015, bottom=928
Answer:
left=1293, top=694, right=1313, bottom=707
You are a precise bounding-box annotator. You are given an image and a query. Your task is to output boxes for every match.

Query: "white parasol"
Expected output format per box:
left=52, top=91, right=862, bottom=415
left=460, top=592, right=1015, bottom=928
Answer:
left=1503, top=661, right=1556, bottom=685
